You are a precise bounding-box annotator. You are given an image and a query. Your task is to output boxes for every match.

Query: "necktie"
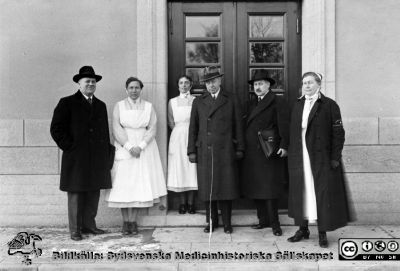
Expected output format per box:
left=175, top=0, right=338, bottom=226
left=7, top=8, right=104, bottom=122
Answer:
left=258, top=97, right=262, bottom=104
left=88, top=97, right=92, bottom=105
left=213, top=95, right=216, bottom=100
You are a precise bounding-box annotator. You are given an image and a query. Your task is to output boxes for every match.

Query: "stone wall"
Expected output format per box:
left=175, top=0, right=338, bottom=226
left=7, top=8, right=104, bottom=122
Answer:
left=1, top=117, right=399, bottom=226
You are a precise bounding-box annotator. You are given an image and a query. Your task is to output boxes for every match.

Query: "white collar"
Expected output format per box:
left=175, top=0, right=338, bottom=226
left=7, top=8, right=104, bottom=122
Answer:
left=299, top=89, right=321, bottom=100
left=257, top=91, right=269, bottom=101
left=128, top=96, right=141, bottom=104
left=211, top=88, right=220, bottom=98
left=80, top=91, right=93, bottom=100
left=179, top=92, right=190, bottom=99
left=305, top=90, right=320, bottom=100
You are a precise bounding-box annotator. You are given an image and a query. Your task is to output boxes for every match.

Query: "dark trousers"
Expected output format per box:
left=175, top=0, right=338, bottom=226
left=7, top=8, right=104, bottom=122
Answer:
left=67, top=191, right=100, bottom=233
left=254, top=199, right=280, bottom=228
left=205, top=200, right=232, bottom=226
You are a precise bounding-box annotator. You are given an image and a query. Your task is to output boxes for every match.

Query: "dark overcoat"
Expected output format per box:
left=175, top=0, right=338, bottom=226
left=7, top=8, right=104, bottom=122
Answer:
left=188, top=90, right=245, bottom=201
left=240, top=91, right=289, bottom=199
left=288, top=93, right=350, bottom=231
left=50, top=91, right=115, bottom=192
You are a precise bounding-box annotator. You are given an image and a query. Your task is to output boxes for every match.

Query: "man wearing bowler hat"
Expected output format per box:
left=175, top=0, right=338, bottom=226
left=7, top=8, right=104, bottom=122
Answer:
left=188, top=66, right=245, bottom=234
left=50, top=66, right=115, bottom=241
left=240, top=69, right=289, bottom=236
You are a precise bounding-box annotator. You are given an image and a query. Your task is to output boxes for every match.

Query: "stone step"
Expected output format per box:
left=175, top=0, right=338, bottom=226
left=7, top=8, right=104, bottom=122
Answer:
left=131, top=210, right=292, bottom=227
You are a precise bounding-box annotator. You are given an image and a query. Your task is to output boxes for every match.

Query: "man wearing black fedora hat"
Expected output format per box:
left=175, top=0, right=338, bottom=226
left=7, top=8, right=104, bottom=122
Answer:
left=188, top=66, right=245, bottom=234
left=50, top=66, right=115, bottom=241
left=240, top=69, right=289, bottom=236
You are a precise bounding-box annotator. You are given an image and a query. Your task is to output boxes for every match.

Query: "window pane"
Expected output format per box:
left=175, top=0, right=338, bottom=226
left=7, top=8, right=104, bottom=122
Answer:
left=250, top=68, right=284, bottom=91
left=186, top=16, right=220, bottom=38
left=250, top=42, right=283, bottom=63
left=249, top=16, right=283, bottom=38
left=186, top=68, right=206, bottom=94
left=186, top=42, right=219, bottom=64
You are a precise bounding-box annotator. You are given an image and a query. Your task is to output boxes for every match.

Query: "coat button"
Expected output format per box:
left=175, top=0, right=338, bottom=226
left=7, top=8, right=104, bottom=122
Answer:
left=207, top=118, right=211, bottom=121
left=207, top=132, right=211, bottom=136
left=89, top=128, right=94, bottom=132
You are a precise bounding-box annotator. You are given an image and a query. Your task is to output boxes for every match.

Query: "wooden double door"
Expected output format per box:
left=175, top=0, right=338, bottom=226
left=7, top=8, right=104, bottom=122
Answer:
left=167, top=1, right=301, bottom=210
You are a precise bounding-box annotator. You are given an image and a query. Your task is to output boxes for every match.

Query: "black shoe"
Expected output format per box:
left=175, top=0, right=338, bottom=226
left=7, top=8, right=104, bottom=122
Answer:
left=251, top=223, right=268, bottom=230
left=287, top=228, right=310, bottom=242
left=70, top=232, right=82, bottom=241
left=204, top=224, right=218, bottom=233
left=81, top=227, right=106, bottom=235
left=178, top=204, right=187, bottom=214
left=224, top=225, right=233, bottom=234
left=319, top=232, right=328, bottom=248
left=272, top=226, right=282, bottom=236
left=122, top=222, right=130, bottom=235
left=188, top=204, right=196, bottom=214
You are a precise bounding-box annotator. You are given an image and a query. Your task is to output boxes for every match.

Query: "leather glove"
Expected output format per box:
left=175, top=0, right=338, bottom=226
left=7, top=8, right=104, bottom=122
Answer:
left=235, top=151, right=244, bottom=160
left=188, top=153, right=197, bottom=163
left=330, top=160, right=340, bottom=169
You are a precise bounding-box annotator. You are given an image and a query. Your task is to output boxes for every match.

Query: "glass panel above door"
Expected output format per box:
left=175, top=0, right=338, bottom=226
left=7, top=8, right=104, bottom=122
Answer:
left=186, top=16, right=220, bottom=38
left=249, top=16, right=283, bottom=39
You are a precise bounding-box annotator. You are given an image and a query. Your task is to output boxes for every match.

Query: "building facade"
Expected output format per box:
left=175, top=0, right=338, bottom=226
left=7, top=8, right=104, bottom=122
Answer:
left=0, top=0, right=399, bottom=227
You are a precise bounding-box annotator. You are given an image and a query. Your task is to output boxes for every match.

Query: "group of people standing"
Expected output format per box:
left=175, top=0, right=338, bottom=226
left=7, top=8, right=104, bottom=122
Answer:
left=50, top=65, right=350, bottom=249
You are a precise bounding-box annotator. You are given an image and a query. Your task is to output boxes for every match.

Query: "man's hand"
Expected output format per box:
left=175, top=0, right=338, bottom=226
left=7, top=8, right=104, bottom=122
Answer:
left=277, top=148, right=288, bottom=158
left=235, top=151, right=244, bottom=160
left=129, top=147, right=142, bottom=158
left=330, top=160, right=340, bottom=169
left=188, top=153, right=197, bottom=163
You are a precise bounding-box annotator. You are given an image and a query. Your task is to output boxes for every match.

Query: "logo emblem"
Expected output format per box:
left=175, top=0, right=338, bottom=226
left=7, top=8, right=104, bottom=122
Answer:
left=374, top=241, right=386, bottom=252
left=362, top=241, right=373, bottom=252
left=387, top=241, right=399, bottom=252
left=7, top=232, right=42, bottom=265
left=341, top=241, right=358, bottom=258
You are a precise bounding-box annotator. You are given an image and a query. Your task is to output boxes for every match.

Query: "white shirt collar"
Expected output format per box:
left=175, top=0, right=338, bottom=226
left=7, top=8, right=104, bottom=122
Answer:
left=179, top=92, right=190, bottom=99
left=80, top=91, right=93, bottom=101
left=300, top=89, right=321, bottom=100
left=211, top=88, right=221, bottom=98
left=305, top=90, right=320, bottom=101
left=257, top=91, right=269, bottom=101
left=128, top=96, right=141, bottom=104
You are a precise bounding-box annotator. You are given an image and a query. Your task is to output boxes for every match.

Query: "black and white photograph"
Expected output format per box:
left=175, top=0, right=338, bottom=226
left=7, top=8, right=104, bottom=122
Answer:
left=1, top=0, right=400, bottom=270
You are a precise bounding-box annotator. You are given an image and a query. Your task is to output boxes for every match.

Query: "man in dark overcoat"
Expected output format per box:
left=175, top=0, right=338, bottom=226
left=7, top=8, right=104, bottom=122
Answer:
left=287, top=72, right=350, bottom=248
left=188, top=66, right=245, bottom=234
left=240, top=70, right=289, bottom=236
left=50, top=66, right=115, bottom=241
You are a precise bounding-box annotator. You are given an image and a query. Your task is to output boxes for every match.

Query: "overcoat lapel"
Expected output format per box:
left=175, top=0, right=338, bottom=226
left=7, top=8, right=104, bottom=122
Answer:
left=74, top=90, right=93, bottom=113
left=207, top=91, right=228, bottom=117
left=247, top=91, right=275, bottom=126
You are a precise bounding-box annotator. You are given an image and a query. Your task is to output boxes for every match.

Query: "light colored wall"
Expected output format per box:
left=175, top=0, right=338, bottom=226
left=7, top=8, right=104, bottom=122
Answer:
left=0, top=0, right=170, bottom=226
left=301, top=0, right=400, bottom=224
left=335, top=0, right=400, bottom=224
left=336, top=0, right=400, bottom=117
left=0, top=0, right=138, bottom=118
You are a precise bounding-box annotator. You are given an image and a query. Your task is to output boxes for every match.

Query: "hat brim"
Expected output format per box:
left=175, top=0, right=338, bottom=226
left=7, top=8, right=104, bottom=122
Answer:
left=248, top=77, right=275, bottom=86
left=73, top=74, right=102, bottom=83
left=201, top=73, right=224, bottom=82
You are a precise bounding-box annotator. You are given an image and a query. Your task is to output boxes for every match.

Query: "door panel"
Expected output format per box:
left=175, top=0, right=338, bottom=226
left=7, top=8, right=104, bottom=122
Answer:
left=237, top=1, right=301, bottom=103
left=168, top=1, right=300, bottom=210
left=169, top=2, right=235, bottom=96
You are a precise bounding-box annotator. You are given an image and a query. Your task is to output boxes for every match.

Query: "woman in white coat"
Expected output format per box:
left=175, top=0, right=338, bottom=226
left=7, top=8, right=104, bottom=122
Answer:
left=167, top=75, right=198, bottom=214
